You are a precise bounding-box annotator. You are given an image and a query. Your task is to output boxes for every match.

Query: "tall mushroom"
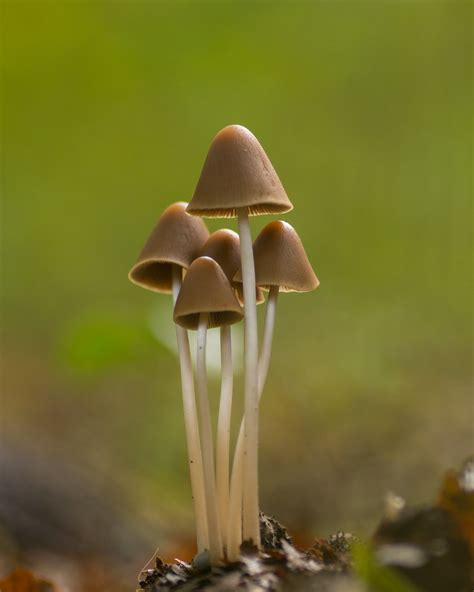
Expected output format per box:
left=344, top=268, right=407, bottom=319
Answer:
left=174, top=256, right=243, bottom=563
left=199, top=229, right=264, bottom=548
left=128, top=202, right=210, bottom=553
left=199, top=230, right=240, bottom=546
left=228, top=220, right=319, bottom=560
left=187, top=125, right=293, bottom=547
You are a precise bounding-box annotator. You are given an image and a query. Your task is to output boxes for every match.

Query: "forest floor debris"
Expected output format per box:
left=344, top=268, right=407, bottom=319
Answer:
left=138, top=458, right=473, bottom=592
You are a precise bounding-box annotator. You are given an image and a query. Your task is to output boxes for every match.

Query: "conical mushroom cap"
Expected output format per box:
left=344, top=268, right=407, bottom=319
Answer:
left=187, top=125, right=294, bottom=218
left=128, top=202, right=209, bottom=293
left=174, top=257, right=243, bottom=330
left=200, top=229, right=265, bottom=305
left=200, top=229, right=241, bottom=282
left=234, top=221, right=319, bottom=293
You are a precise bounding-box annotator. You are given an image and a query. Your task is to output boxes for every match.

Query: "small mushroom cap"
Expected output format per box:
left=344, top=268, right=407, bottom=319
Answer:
left=187, top=125, right=294, bottom=218
left=174, top=257, right=243, bottom=330
left=234, top=221, right=320, bottom=293
left=128, top=202, right=209, bottom=293
left=200, top=229, right=265, bottom=305
left=200, top=229, right=241, bottom=282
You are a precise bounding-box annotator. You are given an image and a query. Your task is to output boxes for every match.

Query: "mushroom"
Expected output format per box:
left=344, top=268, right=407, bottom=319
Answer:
left=174, top=256, right=243, bottom=562
left=199, top=229, right=263, bottom=548
left=187, top=125, right=293, bottom=547
left=199, top=230, right=239, bottom=546
left=128, top=202, right=210, bottom=553
left=128, top=202, right=209, bottom=294
left=227, top=220, right=319, bottom=560
left=236, top=220, right=319, bottom=389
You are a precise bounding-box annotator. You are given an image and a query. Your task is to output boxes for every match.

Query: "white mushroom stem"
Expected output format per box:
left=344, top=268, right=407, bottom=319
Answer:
left=196, top=312, right=223, bottom=562
left=237, top=208, right=260, bottom=547
left=227, top=285, right=279, bottom=560
left=216, top=324, right=233, bottom=549
left=258, top=285, right=279, bottom=390
left=171, top=265, right=209, bottom=553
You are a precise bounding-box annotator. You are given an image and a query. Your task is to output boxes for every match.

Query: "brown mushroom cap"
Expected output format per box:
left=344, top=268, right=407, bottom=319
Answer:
left=174, top=257, right=243, bottom=330
left=234, top=221, right=319, bottom=293
left=200, top=229, right=265, bottom=305
left=200, top=229, right=241, bottom=282
left=187, top=125, right=294, bottom=218
left=128, top=202, right=209, bottom=293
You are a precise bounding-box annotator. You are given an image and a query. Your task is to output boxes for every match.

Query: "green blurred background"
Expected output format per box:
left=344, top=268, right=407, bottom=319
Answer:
left=1, top=1, right=472, bottom=590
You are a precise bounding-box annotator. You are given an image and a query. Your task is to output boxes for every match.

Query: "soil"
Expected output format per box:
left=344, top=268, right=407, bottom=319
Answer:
left=138, top=458, right=473, bottom=592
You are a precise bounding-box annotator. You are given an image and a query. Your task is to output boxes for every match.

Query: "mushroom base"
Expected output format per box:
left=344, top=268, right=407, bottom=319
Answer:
left=137, top=476, right=473, bottom=592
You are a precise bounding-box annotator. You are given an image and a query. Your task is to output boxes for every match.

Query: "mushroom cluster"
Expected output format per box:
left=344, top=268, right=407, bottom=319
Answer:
left=129, top=125, right=319, bottom=564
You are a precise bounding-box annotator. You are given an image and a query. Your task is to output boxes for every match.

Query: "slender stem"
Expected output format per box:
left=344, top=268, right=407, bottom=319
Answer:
left=257, top=285, right=279, bottom=390
left=196, top=313, right=223, bottom=562
left=227, top=285, right=279, bottom=560
left=237, top=208, right=260, bottom=547
left=226, top=430, right=243, bottom=560
left=171, top=265, right=209, bottom=553
left=216, top=325, right=233, bottom=551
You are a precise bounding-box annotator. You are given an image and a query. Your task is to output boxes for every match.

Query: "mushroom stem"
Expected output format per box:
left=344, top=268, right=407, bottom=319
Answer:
left=227, top=285, right=279, bottom=560
left=226, top=432, right=243, bottom=560
left=257, top=285, right=279, bottom=390
left=236, top=208, right=260, bottom=547
left=216, top=324, right=233, bottom=551
left=196, top=312, right=223, bottom=562
left=171, top=265, right=209, bottom=553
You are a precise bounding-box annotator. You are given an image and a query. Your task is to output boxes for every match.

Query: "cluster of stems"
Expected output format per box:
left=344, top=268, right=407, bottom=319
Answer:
left=171, top=213, right=284, bottom=563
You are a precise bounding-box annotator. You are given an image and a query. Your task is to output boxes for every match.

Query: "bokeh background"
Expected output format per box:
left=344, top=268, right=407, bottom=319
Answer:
left=1, top=1, right=472, bottom=590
